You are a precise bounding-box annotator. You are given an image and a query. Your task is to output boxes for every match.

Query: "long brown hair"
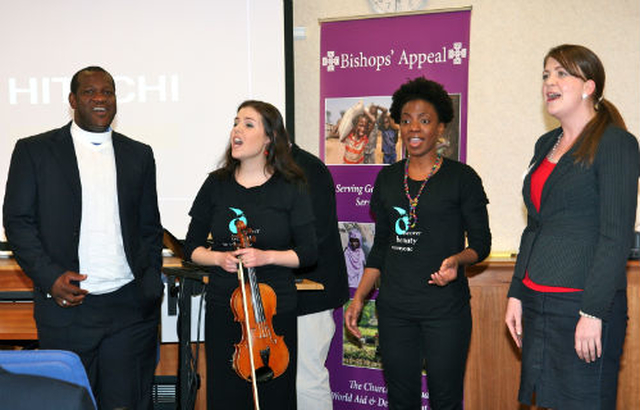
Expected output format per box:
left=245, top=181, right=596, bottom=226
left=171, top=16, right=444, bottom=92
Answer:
left=213, top=100, right=305, bottom=183
left=545, top=45, right=627, bottom=165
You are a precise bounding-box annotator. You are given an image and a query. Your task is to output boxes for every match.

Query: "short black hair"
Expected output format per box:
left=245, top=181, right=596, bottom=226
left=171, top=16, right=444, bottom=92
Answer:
left=389, top=77, right=454, bottom=125
left=70, top=66, right=115, bottom=94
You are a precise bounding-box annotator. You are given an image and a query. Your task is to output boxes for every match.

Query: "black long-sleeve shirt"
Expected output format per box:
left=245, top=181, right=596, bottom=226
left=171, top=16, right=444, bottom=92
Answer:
left=367, top=158, right=491, bottom=318
left=184, top=172, right=317, bottom=313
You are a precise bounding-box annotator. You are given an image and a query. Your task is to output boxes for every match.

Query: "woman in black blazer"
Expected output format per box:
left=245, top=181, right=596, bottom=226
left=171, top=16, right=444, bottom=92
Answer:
left=505, top=44, right=639, bottom=409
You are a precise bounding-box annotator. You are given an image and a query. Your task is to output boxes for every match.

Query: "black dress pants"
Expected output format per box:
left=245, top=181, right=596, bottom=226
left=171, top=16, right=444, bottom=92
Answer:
left=377, top=306, right=471, bottom=410
left=38, top=281, right=159, bottom=410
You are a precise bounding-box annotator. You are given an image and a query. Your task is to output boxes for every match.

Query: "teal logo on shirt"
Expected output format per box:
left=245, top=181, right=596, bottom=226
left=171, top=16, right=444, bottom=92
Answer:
left=228, top=207, right=247, bottom=234
left=393, top=207, right=410, bottom=235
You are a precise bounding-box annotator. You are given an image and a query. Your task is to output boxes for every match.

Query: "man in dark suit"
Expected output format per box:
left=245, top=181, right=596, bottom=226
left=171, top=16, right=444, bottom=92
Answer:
left=291, top=143, right=349, bottom=409
left=3, top=66, right=163, bottom=409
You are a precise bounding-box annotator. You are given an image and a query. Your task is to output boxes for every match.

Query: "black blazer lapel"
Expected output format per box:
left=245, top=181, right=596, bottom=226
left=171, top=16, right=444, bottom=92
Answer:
left=539, top=132, right=582, bottom=209
left=49, top=123, right=81, bottom=202
left=112, top=132, right=143, bottom=264
left=112, top=133, right=131, bottom=248
left=523, top=130, right=561, bottom=215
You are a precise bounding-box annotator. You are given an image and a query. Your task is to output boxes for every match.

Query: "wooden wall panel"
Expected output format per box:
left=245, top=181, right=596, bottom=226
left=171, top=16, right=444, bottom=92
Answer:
left=616, top=270, right=639, bottom=410
left=464, top=260, right=639, bottom=410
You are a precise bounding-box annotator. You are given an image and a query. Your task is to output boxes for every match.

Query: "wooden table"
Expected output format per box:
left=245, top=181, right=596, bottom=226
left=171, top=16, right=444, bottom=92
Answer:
left=0, top=257, right=323, bottom=342
left=0, top=259, right=35, bottom=340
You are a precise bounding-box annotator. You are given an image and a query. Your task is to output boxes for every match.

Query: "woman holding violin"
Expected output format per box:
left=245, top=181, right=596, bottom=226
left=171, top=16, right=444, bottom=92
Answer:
left=184, top=100, right=317, bottom=409
left=345, top=77, right=491, bottom=410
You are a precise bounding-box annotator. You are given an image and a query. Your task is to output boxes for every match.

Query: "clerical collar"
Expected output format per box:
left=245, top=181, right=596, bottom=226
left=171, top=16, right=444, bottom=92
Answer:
left=71, top=121, right=112, bottom=146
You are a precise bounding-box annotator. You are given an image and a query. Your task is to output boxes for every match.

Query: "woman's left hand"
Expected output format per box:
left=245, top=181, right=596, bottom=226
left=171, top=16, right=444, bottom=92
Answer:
left=574, top=315, right=602, bottom=363
left=429, top=256, right=459, bottom=286
left=234, top=248, right=270, bottom=268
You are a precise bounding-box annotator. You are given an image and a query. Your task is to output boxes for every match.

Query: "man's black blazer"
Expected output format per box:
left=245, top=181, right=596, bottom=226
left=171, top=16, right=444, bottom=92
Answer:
left=291, top=143, right=349, bottom=315
left=3, top=122, right=164, bottom=326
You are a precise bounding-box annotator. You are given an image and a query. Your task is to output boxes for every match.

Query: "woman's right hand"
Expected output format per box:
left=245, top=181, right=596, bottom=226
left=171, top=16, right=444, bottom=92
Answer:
left=345, top=298, right=364, bottom=339
left=191, top=247, right=239, bottom=273
left=505, top=297, right=523, bottom=348
left=215, top=251, right=241, bottom=273
left=345, top=267, right=380, bottom=340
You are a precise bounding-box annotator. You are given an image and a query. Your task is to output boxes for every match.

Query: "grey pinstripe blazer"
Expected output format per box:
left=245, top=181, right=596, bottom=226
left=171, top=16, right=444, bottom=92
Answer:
left=508, top=125, right=639, bottom=318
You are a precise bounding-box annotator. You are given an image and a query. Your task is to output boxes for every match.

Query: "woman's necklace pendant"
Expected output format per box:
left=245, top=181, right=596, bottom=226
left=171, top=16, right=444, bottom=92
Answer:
left=403, top=154, right=443, bottom=230
left=408, top=215, right=418, bottom=229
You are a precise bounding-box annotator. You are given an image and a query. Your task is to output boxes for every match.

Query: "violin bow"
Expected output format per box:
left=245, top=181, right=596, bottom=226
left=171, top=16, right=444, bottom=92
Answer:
left=237, top=253, right=261, bottom=410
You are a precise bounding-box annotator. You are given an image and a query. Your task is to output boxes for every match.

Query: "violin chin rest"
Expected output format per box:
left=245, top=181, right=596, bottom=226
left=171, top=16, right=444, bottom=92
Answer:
left=255, top=366, right=275, bottom=383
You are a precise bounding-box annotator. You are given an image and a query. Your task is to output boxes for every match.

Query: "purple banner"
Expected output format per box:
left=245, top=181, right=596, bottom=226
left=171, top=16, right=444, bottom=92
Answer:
left=321, top=10, right=471, bottom=409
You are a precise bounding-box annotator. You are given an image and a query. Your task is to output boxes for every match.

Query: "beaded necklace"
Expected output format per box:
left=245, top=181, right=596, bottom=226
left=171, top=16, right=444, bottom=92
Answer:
left=403, top=153, right=443, bottom=228
left=546, top=132, right=564, bottom=163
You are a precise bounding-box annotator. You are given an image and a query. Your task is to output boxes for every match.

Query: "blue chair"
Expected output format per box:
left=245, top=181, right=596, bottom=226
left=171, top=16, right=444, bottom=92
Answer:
left=0, top=349, right=96, bottom=408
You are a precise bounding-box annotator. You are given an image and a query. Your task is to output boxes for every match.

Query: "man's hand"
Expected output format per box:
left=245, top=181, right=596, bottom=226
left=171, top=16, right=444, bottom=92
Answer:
left=50, top=271, right=88, bottom=307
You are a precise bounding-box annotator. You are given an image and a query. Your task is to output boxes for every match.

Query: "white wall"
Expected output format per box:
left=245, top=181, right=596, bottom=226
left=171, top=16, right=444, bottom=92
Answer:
left=0, top=0, right=285, bottom=239
left=293, top=0, right=640, bottom=253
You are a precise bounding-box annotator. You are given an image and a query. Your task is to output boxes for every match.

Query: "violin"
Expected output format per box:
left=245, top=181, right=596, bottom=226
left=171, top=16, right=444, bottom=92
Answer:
left=230, top=220, right=289, bottom=407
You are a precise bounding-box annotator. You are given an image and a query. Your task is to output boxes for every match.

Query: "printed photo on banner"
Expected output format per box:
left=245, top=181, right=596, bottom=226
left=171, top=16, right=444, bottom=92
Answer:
left=339, top=222, right=375, bottom=288
left=438, top=93, right=461, bottom=160
left=325, top=95, right=461, bottom=165
left=325, top=96, right=398, bottom=165
left=342, top=299, right=382, bottom=370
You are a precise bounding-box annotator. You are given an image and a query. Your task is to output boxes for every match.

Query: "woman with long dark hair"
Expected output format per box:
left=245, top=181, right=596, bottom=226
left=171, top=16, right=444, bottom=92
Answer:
left=184, top=100, right=317, bottom=409
left=505, top=44, right=639, bottom=409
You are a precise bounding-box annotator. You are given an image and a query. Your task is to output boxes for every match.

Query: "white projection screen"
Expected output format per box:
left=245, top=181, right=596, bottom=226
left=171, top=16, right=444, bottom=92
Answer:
left=0, top=0, right=285, bottom=240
